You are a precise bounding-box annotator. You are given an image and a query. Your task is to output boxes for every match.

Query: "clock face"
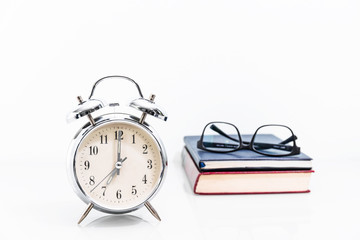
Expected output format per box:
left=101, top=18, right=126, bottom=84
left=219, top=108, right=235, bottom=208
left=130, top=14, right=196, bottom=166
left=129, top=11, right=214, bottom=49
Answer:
left=74, top=121, right=164, bottom=211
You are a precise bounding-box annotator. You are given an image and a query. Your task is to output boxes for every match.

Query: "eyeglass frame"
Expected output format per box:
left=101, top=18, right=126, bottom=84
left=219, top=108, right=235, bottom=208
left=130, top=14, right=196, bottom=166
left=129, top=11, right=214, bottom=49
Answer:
left=196, top=121, right=301, bottom=157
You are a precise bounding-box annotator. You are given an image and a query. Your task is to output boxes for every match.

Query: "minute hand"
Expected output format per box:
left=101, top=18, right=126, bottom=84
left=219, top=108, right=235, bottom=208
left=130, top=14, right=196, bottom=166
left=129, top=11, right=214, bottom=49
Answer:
left=117, top=130, right=122, bottom=175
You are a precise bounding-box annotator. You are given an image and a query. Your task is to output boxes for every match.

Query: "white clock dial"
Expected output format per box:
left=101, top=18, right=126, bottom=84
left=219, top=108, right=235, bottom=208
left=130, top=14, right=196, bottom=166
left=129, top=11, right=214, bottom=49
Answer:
left=74, top=121, right=163, bottom=211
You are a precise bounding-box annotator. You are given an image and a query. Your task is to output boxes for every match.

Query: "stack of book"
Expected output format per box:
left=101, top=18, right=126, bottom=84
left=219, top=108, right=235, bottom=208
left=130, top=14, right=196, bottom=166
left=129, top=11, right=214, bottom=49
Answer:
left=183, top=135, right=314, bottom=195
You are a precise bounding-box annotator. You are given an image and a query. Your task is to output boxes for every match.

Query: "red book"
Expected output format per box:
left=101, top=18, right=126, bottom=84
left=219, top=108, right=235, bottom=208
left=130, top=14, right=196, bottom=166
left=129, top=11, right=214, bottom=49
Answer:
left=182, top=148, right=314, bottom=195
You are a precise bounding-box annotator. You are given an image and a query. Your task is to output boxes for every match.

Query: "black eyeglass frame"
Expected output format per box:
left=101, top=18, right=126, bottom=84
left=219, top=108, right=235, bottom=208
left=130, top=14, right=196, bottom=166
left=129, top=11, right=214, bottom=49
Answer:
left=196, top=122, right=301, bottom=157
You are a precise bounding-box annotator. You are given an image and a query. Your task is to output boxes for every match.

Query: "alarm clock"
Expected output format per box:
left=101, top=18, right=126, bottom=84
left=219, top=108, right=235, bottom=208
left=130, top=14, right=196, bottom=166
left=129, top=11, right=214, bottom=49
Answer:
left=66, top=76, right=168, bottom=224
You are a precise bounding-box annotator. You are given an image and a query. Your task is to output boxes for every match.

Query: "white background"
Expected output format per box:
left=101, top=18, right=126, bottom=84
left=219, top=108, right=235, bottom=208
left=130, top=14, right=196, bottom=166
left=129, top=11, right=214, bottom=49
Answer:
left=0, top=1, right=359, bottom=239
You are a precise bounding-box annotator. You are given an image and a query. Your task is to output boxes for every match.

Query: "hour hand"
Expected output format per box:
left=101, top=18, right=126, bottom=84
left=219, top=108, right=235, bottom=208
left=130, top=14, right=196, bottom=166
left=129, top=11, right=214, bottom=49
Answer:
left=90, top=168, right=116, bottom=193
left=116, top=157, right=127, bottom=175
left=106, top=169, right=117, bottom=185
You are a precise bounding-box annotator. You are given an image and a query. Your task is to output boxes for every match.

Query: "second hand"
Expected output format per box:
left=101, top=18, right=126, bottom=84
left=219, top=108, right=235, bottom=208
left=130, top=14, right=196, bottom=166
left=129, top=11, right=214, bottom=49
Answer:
left=90, top=168, right=117, bottom=193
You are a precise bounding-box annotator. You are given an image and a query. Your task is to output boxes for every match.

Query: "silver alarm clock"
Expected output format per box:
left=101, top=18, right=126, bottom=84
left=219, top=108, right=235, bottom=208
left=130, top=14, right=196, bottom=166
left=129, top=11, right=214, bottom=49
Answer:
left=66, top=76, right=168, bottom=224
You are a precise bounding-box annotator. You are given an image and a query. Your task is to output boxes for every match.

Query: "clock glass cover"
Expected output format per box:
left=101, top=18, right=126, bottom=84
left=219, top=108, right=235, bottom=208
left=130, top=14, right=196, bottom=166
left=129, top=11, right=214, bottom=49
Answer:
left=74, top=121, right=163, bottom=211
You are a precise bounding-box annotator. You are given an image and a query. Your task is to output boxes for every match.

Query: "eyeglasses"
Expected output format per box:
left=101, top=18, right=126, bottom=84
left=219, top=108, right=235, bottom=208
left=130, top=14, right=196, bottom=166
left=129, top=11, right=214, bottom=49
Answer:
left=197, top=122, right=301, bottom=157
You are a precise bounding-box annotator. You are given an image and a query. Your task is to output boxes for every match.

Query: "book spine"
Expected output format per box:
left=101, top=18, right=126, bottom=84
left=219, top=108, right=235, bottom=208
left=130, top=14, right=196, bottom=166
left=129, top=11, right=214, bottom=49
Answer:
left=182, top=147, right=200, bottom=193
left=195, top=190, right=311, bottom=195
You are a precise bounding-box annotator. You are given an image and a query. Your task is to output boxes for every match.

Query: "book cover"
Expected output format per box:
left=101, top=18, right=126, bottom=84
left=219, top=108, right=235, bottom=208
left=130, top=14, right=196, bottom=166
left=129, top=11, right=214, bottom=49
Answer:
left=184, top=135, right=312, bottom=171
left=182, top=147, right=313, bottom=195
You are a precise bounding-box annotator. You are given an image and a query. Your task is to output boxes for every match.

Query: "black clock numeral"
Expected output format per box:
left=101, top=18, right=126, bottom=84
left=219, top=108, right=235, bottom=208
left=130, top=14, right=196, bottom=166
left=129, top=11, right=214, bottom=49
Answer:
left=84, top=160, right=90, bottom=170
left=115, top=130, right=124, bottom=140
left=143, top=144, right=148, bottom=154
left=132, top=185, right=137, bottom=195
left=147, top=159, right=152, bottom=169
left=116, top=189, right=122, bottom=199
left=89, top=146, right=98, bottom=155
left=89, top=176, right=95, bottom=186
left=142, top=174, right=147, bottom=184
left=132, top=134, right=135, bottom=144
left=100, top=135, right=108, bottom=144
left=101, top=186, right=107, bottom=196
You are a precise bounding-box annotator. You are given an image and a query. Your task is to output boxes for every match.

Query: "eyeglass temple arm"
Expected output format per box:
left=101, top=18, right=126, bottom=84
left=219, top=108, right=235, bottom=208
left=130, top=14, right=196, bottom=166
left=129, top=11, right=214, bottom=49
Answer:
left=247, top=135, right=298, bottom=150
left=201, top=141, right=295, bottom=152
left=211, top=124, right=298, bottom=148
left=206, top=124, right=299, bottom=152
left=210, top=124, right=240, bottom=142
left=280, top=135, right=297, bottom=145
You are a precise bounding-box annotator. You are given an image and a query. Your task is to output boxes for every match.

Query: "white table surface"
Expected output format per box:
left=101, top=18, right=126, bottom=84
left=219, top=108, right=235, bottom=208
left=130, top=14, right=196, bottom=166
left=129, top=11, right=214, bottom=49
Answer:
left=1, top=150, right=359, bottom=240
left=1, top=1, right=359, bottom=239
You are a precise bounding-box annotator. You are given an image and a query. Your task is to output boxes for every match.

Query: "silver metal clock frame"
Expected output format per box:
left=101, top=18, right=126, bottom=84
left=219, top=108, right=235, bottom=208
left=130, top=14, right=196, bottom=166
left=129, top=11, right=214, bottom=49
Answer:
left=67, top=113, right=168, bottom=223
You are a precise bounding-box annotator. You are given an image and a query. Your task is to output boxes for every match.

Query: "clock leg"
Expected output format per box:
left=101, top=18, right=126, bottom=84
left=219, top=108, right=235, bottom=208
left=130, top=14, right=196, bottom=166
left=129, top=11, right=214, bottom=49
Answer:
left=78, top=203, right=94, bottom=224
left=144, top=201, right=161, bottom=221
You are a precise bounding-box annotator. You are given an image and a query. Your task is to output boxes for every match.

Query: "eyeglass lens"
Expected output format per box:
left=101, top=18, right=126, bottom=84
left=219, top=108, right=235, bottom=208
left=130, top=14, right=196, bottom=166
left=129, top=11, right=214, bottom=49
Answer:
left=253, top=125, right=294, bottom=156
left=202, top=123, right=240, bottom=152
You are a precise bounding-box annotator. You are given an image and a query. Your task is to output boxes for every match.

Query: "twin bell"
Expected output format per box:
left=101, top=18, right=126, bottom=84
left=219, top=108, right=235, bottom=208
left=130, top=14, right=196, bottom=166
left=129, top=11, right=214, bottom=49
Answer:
left=67, top=76, right=167, bottom=125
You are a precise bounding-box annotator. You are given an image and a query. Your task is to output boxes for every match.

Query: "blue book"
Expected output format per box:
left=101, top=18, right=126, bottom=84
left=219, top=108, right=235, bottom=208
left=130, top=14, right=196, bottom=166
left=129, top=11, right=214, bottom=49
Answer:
left=184, top=135, right=312, bottom=171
